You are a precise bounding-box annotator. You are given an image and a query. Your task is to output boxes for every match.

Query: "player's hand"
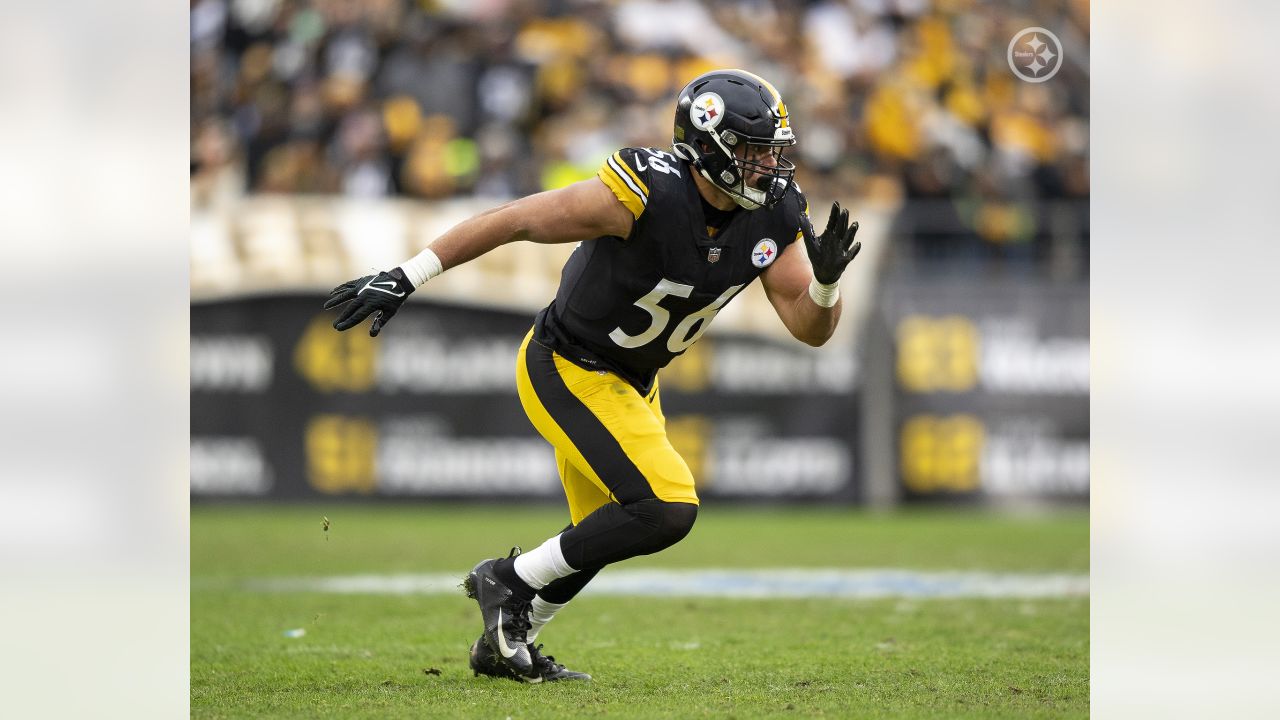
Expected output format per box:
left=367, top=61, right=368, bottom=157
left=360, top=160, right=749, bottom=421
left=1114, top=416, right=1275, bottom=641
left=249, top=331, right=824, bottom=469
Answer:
left=802, top=201, right=861, bottom=285
left=324, top=268, right=415, bottom=336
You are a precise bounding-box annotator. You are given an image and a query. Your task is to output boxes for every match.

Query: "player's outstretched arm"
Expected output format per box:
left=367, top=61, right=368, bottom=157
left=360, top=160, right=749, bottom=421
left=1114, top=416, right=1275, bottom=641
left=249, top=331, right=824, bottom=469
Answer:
left=760, top=201, right=861, bottom=347
left=324, top=178, right=634, bottom=336
left=427, top=177, right=634, bottom=271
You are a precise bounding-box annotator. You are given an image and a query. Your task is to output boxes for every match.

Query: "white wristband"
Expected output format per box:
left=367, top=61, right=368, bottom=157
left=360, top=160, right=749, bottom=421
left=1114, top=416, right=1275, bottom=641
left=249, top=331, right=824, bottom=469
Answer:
left=808, top=279, right=840, bottom=308
left=398, top=247, right=443, bottom=288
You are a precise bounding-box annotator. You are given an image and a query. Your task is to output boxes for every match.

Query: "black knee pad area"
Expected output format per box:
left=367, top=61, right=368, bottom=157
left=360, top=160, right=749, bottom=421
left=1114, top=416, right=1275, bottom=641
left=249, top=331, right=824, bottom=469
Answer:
left=558, top=499, right=699, bottom=569
left=627, top=498, right=698, bottom=552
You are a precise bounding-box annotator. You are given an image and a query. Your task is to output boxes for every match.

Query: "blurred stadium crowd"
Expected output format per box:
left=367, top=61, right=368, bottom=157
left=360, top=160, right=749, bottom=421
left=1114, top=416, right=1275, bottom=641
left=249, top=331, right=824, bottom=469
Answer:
left=191, top=0, right=1089, bottom=277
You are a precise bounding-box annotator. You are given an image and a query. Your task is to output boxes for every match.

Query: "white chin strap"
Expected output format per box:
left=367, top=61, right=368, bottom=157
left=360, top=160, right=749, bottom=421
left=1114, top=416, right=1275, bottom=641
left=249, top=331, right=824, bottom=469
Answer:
left=698, top=167, right=764, bottom=210
left=735, top=181, right=769, bottom=209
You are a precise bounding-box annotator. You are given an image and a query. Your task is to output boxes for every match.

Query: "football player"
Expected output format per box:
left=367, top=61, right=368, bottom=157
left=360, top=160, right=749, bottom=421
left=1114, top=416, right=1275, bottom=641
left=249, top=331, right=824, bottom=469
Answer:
left=325, top=69, right=861, bottom=683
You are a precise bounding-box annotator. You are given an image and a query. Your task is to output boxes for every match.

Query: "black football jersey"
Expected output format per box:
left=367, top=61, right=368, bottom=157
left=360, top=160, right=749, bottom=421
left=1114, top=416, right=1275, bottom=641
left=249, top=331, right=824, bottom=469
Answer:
left=535, top=146, right=811, bottom=392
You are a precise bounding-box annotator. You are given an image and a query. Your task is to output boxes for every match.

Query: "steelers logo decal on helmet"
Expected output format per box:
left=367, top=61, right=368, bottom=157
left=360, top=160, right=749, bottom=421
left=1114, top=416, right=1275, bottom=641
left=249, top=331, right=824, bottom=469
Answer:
left=690, top=92, right=725, bottom=131
left=751, top=238, right=779, bottom=268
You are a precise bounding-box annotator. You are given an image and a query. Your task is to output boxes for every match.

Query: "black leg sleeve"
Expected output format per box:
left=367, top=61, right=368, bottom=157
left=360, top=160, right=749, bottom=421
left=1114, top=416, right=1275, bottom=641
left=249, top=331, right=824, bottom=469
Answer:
left=557, top=499, right=698, bottom=570
left=537, top=566, right=602, bottom=604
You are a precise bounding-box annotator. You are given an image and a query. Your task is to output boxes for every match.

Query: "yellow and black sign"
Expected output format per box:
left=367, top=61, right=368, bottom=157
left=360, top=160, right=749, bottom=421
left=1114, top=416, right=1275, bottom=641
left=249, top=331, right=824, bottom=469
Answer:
left=895, top=314, right=979, bottom=393
left=305, top=414, right=378, bottom=494
left=884, top=279, right=1089, bottom=502
left=899, top=413, right=985, bottom=494
left=294, top=314, right=379, bottom=392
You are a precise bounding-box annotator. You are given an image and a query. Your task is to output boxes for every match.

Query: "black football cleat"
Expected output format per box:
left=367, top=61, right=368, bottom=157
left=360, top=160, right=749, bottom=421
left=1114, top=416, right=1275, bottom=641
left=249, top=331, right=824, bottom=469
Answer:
left=461, top=549, right=534, bottom=676
left=470, top=635, right=592, bottom=683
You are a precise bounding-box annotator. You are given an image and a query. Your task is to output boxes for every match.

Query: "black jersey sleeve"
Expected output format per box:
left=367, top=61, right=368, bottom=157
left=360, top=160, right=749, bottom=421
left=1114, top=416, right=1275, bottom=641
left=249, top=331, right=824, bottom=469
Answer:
left=596, top=146, right=690, bottom=222
left=596, top=148, right=655, bottom=221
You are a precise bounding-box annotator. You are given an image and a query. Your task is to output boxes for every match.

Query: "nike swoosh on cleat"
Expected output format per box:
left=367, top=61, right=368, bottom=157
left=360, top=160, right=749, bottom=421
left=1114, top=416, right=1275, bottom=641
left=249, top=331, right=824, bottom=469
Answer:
left=495, top=609, right=517, bottom=658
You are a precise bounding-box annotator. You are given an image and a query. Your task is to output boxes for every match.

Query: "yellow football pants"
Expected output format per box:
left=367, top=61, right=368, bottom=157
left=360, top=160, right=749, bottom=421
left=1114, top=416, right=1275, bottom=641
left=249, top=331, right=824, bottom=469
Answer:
left=515, top=329, right=699, bottom=524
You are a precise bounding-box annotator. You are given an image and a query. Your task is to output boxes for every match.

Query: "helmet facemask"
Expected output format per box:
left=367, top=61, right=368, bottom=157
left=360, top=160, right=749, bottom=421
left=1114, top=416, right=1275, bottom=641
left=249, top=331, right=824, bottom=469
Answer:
left=701, top=128, right=796, bottom=210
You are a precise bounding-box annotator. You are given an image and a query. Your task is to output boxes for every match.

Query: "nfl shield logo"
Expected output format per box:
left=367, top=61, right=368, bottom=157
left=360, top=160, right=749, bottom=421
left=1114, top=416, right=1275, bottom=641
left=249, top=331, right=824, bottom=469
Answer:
left=707, top=247, right=722, bottom=263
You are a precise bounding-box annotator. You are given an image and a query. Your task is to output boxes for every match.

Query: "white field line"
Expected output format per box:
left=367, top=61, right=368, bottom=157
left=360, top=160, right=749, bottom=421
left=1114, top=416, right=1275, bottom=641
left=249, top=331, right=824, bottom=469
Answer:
left=246, top=569, right=1088, bottom=599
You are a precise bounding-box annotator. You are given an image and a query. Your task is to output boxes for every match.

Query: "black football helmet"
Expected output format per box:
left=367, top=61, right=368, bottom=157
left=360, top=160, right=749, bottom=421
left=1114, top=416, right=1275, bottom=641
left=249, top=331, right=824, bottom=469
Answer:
left=672, top=69, right=797, bottom=210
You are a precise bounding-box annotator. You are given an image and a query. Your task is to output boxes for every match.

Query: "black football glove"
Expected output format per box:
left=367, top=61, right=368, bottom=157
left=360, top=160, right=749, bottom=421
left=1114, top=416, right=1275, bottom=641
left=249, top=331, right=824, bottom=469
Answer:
left=803, top=201, right=861, bottom=285
left=324, top=267, right=415, bottom=337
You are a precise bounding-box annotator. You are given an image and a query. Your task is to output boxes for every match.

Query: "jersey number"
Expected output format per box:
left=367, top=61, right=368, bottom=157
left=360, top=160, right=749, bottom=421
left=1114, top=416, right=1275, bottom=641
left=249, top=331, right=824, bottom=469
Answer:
left=635, top=149, right=681, bottom=177
left=608, top=279, right=744, bottom=352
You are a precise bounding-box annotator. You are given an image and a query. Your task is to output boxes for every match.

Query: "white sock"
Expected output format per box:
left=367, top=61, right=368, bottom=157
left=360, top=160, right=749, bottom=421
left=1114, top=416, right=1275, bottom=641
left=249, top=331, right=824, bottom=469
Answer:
left=513, top=533, right=576, bottom=589
left=527, top=596, right=568, bottom=644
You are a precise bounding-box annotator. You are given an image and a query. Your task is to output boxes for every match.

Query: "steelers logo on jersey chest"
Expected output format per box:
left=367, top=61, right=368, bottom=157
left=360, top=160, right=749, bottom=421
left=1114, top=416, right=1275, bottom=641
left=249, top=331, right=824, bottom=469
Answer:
left=751, top=238, right=779, bottom=268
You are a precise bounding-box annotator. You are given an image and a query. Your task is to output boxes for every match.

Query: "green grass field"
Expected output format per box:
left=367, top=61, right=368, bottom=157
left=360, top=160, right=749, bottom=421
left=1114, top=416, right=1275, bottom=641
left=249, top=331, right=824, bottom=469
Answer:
left=192, top=505, right=1088, bottom=718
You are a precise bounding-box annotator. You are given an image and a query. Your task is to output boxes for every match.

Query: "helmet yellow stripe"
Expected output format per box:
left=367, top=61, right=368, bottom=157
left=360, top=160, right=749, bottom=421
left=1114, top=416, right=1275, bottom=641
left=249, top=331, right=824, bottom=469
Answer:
left=730, top=69, right=788, bottom=127
left=731, top=68, right=781, bottom=104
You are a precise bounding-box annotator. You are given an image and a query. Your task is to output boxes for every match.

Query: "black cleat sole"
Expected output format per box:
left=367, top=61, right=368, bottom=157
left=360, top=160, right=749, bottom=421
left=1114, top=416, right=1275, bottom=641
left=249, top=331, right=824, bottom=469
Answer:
left=469, top=636, right=590, bottom=683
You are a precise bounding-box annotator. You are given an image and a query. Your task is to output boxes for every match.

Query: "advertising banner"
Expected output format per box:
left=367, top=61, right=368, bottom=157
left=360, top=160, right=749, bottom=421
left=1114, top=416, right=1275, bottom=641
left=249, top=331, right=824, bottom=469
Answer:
left=192, top=296, right=862, bottom=502
left=880, top=280, right=1089, bottom=502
